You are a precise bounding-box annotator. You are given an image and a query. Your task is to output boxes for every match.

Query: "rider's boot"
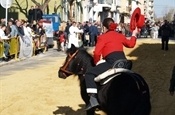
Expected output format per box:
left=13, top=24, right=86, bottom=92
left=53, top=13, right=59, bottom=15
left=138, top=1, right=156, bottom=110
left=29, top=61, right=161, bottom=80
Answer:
left=85, top=93, right=99, bottom=111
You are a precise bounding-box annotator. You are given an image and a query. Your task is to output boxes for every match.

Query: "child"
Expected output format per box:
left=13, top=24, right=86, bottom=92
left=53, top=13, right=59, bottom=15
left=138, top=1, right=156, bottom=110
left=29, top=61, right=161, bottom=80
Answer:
left=59, top=31, right=65, bottom=52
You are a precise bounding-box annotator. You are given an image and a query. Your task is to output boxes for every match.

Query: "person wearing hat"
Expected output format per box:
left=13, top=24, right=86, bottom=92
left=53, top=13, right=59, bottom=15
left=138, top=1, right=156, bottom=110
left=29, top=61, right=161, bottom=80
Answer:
left=84, top=17, right=139, bottom=111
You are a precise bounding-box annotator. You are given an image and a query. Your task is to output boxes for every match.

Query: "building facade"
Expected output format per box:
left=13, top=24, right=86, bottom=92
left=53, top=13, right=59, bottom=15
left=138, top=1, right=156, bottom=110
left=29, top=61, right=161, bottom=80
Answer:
left=79, top=0, right=154, bottom=23
left=143, top=0, right=154, bottom=22
left=82, top=0, right=123, bottom=23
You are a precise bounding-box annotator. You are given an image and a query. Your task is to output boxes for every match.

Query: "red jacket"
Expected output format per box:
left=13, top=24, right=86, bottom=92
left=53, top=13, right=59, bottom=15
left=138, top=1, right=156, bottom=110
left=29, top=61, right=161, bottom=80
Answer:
left=93, top=31, right=136, bottom=64
left=59, top=34, right=65, bottom=43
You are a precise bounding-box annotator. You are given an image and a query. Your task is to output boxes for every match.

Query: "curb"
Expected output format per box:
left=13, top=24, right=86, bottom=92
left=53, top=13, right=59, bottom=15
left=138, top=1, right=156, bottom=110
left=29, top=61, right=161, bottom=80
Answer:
left=0, top=58, right=28, bottom=67
left=0, top=49, right=66, bottom=67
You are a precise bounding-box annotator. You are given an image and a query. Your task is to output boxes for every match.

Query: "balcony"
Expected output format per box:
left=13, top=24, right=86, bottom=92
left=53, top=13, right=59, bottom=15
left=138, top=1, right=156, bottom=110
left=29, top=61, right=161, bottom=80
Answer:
left=116, top=0, right=121, bottom=6
left=149, top=10, right=153, bottom=15
left=148, top=2, right=153, bottom=7
left=98, top=0, right=113, bottom=5
left=126, top=5, right=132, bottom=13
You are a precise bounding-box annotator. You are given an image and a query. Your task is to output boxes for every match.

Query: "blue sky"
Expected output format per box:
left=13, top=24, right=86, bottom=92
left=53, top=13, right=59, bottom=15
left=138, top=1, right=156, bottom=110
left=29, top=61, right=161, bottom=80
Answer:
left=154, top=0, right=175, bottom=17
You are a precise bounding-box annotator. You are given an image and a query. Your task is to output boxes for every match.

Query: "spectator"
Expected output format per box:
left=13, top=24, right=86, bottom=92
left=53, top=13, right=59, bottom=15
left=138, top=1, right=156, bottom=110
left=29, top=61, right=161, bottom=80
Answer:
left=68, top=21, right=83, bottom=48
left=64, top=21, right=71, bottom=41
left=33, top=5, right=43, bottom=22
left=16, top=20, right=25, bottom=37
left=0, top=18, right=5, bottom=25
left=89, top=22, right=98, bottom=47
left=28, top=6, right=34, bottom=23
left=59, top=31, right=65, bottom=52
left=83, top=21, right=89, bottom=46
left=160, top=20, right=171, bottom=51
left=152, top=23, right=159, bottom=39
left=0, top=24, right=10, bottom=61
left=8, top=19, right=18, bottom=37
left=22, top=20, right=31, bottom=37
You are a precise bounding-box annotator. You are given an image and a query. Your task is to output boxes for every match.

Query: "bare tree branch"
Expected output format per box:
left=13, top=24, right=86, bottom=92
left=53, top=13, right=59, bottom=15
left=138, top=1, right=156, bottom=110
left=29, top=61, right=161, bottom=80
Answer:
left=14, top=0, right=28, bottom=18
left=54, top=5, right=63, bottom=14
left=68, top=0, right=75, bottom=6
left=31, top=0, right=51, bottom=11
left=31, top=0, right=41, bottom=7
left=42, top=0, right=51, bottom=11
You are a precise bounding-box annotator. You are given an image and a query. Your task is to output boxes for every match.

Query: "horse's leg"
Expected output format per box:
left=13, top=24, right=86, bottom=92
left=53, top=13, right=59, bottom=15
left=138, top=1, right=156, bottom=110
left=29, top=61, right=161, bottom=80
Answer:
left=86, top=108, right=95, bottom=115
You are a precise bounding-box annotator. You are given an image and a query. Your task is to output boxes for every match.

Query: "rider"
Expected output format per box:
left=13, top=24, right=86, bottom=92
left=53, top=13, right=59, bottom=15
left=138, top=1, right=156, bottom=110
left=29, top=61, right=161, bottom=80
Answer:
left=84, top=18, right=139, bottom=110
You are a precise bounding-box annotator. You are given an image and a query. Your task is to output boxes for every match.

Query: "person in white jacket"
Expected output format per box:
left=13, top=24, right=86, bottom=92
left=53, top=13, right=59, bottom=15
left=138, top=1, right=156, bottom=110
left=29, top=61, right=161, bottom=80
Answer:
left=152, top=23, right=159, bottom=39
left=68, top=21, right=83, bottom=48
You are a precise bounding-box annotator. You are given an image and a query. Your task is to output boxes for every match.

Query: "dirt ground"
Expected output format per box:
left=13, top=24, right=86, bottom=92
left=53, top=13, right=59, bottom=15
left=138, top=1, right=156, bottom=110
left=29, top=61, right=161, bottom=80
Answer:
left=0, top=38, right=175, bottom=115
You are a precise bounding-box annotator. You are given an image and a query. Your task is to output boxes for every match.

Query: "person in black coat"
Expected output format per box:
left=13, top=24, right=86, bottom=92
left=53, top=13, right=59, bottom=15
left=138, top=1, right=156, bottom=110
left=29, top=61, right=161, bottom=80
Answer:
left=160, top=20, right=171, bottom=50
left=82, top=21, right=89, bottom=46
left=64, top=21, right=71, bottom=40
left=88, top=23, right=98, bottom=46
left=16, top=20, right=24, bottom=37
left=28, top=6, right=34, bottom=23
left=33, top=5, right=43, bottom=22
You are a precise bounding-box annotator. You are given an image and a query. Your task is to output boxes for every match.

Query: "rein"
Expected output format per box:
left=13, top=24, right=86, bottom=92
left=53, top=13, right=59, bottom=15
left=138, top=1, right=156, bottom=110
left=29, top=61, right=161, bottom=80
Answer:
left=60, top=50, right=79, bottom=75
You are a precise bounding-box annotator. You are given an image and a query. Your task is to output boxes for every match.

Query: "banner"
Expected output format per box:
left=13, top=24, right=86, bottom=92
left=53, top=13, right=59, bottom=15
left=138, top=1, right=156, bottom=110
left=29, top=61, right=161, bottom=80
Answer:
left=19, top=35, right=33, bottom=59
left=43, top=22, right=54, bottom=37
left=42, top=14, right=60, bottom=31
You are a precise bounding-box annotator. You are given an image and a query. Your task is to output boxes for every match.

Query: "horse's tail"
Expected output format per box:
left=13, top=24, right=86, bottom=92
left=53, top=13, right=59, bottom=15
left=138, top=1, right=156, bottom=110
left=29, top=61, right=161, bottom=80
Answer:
left=132, top=73, right=151, bottom=115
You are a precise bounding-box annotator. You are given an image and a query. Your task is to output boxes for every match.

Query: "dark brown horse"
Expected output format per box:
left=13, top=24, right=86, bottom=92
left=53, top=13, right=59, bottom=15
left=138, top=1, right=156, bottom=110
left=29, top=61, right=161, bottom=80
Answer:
left=58, top=44, right=151, bottom=115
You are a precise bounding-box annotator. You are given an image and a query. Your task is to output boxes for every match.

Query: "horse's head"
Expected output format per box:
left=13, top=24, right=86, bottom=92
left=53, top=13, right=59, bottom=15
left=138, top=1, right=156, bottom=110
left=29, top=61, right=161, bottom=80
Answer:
left=58, top=44, right=78, bottom=79
left=58, top=44, right=94, bottom=79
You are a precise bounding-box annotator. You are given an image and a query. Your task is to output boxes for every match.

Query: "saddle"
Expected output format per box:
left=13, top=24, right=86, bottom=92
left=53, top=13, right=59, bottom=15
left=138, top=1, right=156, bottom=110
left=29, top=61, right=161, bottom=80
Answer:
left=95, top=59, right=133, bottom=85
left=112, top=59, right=132, bottom=70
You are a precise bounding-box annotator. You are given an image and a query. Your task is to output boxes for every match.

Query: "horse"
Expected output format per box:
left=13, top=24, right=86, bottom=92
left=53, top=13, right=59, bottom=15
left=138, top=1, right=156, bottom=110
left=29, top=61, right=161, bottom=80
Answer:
left=58, top=44, right=151, bottom=115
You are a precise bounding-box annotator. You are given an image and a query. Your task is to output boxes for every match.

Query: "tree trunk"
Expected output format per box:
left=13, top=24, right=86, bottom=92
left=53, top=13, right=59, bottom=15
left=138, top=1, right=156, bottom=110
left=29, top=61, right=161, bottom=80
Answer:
left=46, top=5, right=49, bottom=14
left=41, top=0, right=51, bottom=11
left=68, top=0, right=75, bottom=21
left=31, top=0, right=51, bottom=11
left=69, top=4, right=74, bottom=21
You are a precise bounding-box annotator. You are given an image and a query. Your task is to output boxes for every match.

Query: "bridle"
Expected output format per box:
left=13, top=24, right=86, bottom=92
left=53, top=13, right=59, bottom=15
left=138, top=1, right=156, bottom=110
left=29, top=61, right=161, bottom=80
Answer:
left=60, top=50, right=79, bottom=77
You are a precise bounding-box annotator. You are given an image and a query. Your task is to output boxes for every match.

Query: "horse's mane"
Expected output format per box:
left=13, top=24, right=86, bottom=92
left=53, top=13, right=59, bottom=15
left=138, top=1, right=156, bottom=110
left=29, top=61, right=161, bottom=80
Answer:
left=68, top=47, right=95, bottom=75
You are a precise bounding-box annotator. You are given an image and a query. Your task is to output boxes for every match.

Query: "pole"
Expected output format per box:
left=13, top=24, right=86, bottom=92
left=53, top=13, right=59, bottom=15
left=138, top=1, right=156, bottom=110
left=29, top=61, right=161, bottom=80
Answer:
left=5, top=7, right=8, bottom=26
left=65, top=1, right=67, bottom=21
left=5, top=0, right=8, bottom=26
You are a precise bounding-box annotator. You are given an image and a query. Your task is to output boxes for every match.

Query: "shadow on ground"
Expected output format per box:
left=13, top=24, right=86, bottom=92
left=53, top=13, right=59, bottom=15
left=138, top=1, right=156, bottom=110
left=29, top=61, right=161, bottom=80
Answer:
left=127, top=43, right=175, bottom=115
left=53, top=104, right=101, bottom=115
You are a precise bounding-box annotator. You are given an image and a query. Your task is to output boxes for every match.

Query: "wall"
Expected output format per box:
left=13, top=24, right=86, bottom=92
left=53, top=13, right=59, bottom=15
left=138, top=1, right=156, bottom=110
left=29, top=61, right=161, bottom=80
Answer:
left=0, top=0, right=62, bottom=20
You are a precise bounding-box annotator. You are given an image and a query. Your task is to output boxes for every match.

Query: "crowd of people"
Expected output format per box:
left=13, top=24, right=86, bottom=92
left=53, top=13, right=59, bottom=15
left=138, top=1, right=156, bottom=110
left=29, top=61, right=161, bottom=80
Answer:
left=56, top=21, right=139, bottom=52
left=144, top=20, right=174, bottom=51
left=0, top=17, right=47, bottom=62
left=55, top=19, right=175, bottom=53
left=0, top=5, right=175, bottom=63
left=0, top=17, right=174, bottom=63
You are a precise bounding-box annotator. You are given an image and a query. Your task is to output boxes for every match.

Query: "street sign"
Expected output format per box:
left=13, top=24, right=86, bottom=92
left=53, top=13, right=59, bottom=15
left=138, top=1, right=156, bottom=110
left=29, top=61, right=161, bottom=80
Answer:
left=0, top=0, right=13, bottom=8
left=0, top=0, right=13, bottom=25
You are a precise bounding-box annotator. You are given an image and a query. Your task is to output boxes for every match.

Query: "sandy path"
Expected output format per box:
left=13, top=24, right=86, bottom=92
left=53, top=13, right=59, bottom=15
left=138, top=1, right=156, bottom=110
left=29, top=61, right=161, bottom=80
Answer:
left=0, top=38, right=175, bottom=115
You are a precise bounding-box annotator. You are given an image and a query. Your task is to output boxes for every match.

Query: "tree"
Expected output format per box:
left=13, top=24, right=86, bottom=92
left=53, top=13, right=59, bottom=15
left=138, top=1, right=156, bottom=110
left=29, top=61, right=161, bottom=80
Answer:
left=54, top=1, right=63, bottom=14
left=128, top=0, right=132, bottom=5
left=68, top=0, right=75, bottom=21
left=31, top=0, right=51, bottom=11
left=13, top=0, right=29, bottom=18
left=67, top=0, right=83, bottom=21
left=31, top=0, right=51, bottom=13
left=13, top=0, right=51, bottom=18
left=163, top=8, right=175, bottom=22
